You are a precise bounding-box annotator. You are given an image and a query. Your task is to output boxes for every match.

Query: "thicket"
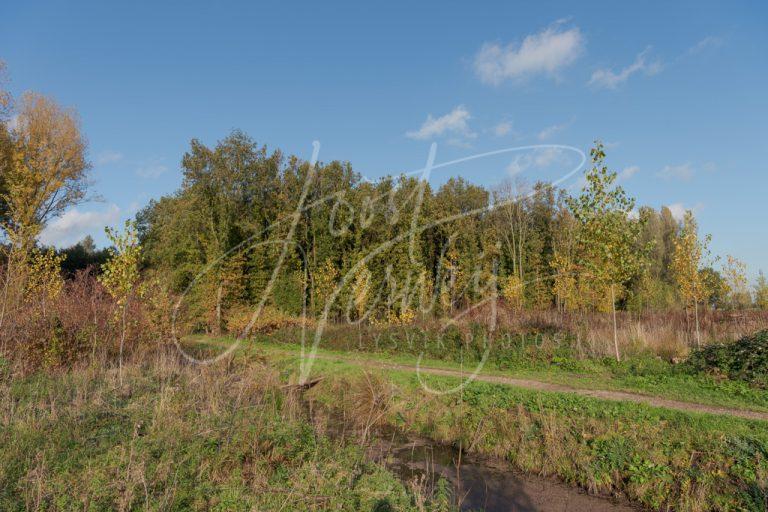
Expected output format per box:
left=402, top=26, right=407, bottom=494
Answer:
left=686, top=330, right=768, bottom=387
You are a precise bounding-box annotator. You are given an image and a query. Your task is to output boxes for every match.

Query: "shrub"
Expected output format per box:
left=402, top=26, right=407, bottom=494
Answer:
left=685, top=330, right=768, bottom=387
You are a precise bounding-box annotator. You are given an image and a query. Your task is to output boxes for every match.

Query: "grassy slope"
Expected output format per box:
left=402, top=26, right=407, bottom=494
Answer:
left=0, top=355, right=452, bottom=512
left=189, top=334, right=768, bottom=413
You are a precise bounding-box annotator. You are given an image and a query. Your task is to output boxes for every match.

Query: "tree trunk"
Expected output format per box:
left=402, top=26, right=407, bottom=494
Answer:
left=611, top=284, right=620, bottom=362
left=119, top=301, right=127, bottom=386
left=694, top=300, right=701, bottom=349
left=214, top=283, right=223, bottom=336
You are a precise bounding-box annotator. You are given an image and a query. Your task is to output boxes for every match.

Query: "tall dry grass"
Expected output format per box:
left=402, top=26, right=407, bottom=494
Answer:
left=471, top=304, right=768, bottom=359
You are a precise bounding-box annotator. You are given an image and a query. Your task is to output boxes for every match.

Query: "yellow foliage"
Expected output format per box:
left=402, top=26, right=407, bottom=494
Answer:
left=671, top=212, right=708, bottom=308
left=551, top=252, right=579, bottom=312
left=313, top=258, right=339, bottom=315
left=352, top=264, right=372, bottom=320
left=24, top=247, right=64, bottom=301
left=2, top=93, right=89, bottom=252
left=501, top=274, right=524, bottom=309
left=722, top=255, right=750, bottom=309
left=138, top=274, right=174, bottom=342
left=99, top=220, right=141, bottom=308
left=225, top=304, right=309, bottom=337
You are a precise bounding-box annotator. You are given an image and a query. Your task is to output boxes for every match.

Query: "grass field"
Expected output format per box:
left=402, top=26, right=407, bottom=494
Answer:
left=177, top=332, right=768, bottom=511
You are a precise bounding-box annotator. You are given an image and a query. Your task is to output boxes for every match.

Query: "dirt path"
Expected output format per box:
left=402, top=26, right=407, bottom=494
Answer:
left=298, top=352, right=768, bottom=422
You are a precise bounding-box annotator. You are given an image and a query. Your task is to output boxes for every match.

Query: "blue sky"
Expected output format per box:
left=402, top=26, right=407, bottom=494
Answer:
left=1, top=0, right=766, bottom=277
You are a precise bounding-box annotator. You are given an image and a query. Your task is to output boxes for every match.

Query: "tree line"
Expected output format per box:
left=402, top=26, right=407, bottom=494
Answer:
left=134, top=131, right=765, bottom=333
left=1, top=60, right=766, bottom=345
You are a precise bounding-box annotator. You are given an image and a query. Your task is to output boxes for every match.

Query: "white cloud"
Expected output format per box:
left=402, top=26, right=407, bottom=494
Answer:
left=474, top=24, right=584, bottom=85
left=533, top=147, right=564, bottom=167
left=688, top=36, right=724, bottom=55
left=507, top=157, right=527, bottom=176
left=94, top=150, right=123, bottom=166
left=589, top=48, right=662, bottom=89
left=38, top=204, right=122, bottom=247
left=618, top=165, right=640, bottom=181
left=665, top=202, right=703, bottom=222
left=406, top=105, right=475, bottom=141
left=446, top=137, right=474, bottom=149
left=136, top=159, right=168, bottom=179
left=507, top=147, right=566, bottom=176
left=658, top=162, right=695, bottom=181
left=493, top=121, right=513, bottom=137
left=537, top=121, right=569, bottom=141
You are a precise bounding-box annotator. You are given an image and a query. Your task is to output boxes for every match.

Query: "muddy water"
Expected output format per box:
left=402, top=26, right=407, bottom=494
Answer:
left=372, top=435, right=636, bottom=512
left=314, top=408, right=635, bottom=512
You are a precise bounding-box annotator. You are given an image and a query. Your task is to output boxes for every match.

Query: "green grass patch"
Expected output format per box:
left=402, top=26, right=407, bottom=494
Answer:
left=186, top=331, right=768, bottom=413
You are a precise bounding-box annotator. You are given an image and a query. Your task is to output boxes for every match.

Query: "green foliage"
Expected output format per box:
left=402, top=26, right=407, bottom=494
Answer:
left=686, top=330, right=768, bottom=387
left=99, top=220, right=141, bottom=307
left=139, top=132, right=700, bottom=331
left=564, top=142, right=647, bottom=312
left=57, top=235, right=110, bottom=275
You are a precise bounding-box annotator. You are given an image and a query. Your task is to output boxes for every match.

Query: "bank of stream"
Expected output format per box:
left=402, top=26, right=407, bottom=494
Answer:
left=309, top=405, right=637, bottom=512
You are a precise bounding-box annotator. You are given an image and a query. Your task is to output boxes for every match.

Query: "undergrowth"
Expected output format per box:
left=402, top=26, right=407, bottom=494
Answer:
left=686, top=330, right=768, bottom=388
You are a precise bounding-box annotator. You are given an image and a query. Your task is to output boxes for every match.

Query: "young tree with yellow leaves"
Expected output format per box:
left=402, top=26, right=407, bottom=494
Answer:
left=99, top=220, right=141, bottom=384
left=25, top=247, right=65, bottom=315
left=351, top=262, right=372, bottom=322
left=671, top=211, right=711, bottom=348
left=755, top=271, right=768, bottom=310
left=722, top=255, right=750, bottom=310
left=501, top=274, right=524, bottom=310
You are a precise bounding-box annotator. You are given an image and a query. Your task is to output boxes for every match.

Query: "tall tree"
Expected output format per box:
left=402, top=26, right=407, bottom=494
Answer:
left=0, top=92, right=90, bottom=252
left=0, top=61, right=12, bottom=228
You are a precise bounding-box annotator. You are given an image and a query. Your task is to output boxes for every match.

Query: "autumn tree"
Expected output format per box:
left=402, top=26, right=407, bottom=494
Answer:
left=351, top=261, right=372, bottom=322
left=1, top=92, right=90, bottom=253
left=494, top=179, right=530, bottom=302
left=0, top=61, right=12, bottom=227
left=500, top=274, right=524, bottom=309
left=0, top=67, right=90, bottom=332
left=671, top=211, right=711, bottom=347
